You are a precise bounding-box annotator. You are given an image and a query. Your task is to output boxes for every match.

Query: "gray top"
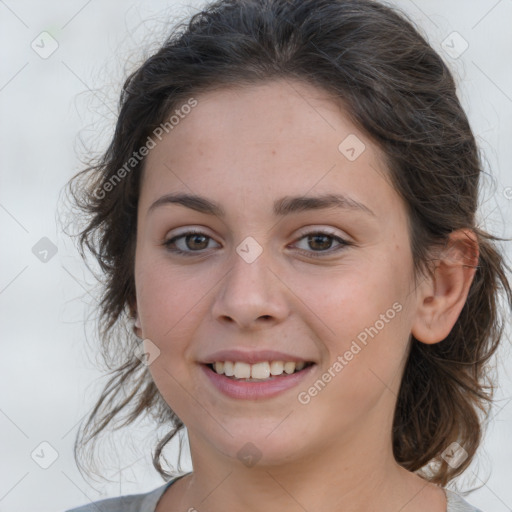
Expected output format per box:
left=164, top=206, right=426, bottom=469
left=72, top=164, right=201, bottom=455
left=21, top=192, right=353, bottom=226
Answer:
left=65, top=474, right=483, bottom=512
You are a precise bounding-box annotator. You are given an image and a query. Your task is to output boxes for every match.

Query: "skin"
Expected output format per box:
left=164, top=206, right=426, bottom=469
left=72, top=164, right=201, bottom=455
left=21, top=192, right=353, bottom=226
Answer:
left=132, top=79, right=478, bottom=512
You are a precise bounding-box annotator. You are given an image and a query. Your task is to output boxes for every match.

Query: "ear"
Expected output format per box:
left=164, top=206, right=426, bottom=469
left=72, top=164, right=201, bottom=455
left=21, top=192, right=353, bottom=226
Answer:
left=411, top=229, right=479, bottom=344
left=128, top=300, right=143, bottom=338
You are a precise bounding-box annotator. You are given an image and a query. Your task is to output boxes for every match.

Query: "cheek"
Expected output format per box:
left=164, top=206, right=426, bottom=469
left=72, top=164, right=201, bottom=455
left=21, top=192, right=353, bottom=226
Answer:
left=134, top=256, right=210, bottom=352
left=306, top=256, right=413, bottom=383
left=134, top=258, right=210, bottom=418
left=309, top=260, right=408, bottom=334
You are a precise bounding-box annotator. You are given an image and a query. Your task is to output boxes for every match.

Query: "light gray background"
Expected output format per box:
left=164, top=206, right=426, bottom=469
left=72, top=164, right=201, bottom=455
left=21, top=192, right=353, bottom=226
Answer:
left=0, top=1, right=511, bottom=511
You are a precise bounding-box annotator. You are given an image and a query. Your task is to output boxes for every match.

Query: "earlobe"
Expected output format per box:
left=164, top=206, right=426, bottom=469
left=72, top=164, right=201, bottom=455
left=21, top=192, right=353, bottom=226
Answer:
left=129, top=300, right=143, bottom=337
left=133, top=313, right=143, bottom=338
left=411, top=229, right=479, bottom=345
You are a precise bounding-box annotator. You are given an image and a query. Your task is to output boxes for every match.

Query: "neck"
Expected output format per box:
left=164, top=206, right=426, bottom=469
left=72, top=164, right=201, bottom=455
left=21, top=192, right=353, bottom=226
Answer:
left=173, top=428, right=442, bottom=512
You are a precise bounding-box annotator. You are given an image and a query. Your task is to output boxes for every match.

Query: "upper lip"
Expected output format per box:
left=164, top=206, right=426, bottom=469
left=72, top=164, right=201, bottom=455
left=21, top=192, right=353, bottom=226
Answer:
left=200, top=349, right=315, bottom=365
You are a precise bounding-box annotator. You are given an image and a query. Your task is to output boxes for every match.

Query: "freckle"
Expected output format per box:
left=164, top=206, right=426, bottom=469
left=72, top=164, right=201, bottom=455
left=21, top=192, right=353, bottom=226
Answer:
left=271, top=149, right=276, bottom=155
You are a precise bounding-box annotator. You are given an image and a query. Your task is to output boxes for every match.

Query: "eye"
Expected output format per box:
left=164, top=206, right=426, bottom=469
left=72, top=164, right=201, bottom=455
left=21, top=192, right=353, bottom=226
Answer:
left=291, top=230, right=350, bottom=258
left=163, top=228, right=351, bottom=258
left=163, top=230, right=220, bottom=255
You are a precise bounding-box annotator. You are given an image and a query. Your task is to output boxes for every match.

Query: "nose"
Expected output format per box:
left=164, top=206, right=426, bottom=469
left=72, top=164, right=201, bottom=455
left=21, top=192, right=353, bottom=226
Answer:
left=211, top=246, right=290, bottom=330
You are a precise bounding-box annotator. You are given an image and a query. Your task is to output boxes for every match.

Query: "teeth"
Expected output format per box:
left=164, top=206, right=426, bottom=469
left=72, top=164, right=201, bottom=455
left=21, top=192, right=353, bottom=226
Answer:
left=210, top=360, right=310, bottom=380
left=251, top=362, right=270, bottom=379
left=269, top=361, right=284, bottom=375
left=283, top=362, right=296, bottom=374
left=223, top=361, right=234, bottom=376
left=234, top=362, right=251, bottom=379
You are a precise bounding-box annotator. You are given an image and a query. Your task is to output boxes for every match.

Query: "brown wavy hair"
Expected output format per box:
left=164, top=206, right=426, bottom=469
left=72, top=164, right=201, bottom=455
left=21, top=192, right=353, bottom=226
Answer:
left=65, top=0, right=512, bottom=487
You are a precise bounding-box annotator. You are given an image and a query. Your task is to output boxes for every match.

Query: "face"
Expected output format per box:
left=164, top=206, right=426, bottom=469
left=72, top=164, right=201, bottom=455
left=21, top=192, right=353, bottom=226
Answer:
left=134, top=79, right=421, bottom=468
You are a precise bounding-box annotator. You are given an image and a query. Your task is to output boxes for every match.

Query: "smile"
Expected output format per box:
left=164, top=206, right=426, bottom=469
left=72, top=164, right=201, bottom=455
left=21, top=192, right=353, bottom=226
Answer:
left=209, top=360, right=313, bottom=380
left=201, top=361, right=316, bottom=399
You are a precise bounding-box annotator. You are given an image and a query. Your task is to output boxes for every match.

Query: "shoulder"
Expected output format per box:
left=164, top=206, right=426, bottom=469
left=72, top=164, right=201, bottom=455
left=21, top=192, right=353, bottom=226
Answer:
left=64, top=479, right=176, bottom=512
left=445, top=489, right=484, bottom=512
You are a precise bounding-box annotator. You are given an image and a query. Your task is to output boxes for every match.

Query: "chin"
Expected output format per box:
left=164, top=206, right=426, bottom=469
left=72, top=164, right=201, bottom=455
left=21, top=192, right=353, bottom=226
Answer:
left=198, top=426, right=307, bottom=468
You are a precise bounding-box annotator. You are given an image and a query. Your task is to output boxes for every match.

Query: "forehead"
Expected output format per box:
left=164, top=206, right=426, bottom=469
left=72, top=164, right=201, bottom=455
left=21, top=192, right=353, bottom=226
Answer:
left=140, top=79, right=397, bottom=217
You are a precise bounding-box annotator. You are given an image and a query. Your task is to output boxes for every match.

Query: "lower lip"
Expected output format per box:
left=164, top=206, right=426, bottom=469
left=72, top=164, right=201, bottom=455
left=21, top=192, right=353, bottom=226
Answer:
left=200, top=363, right=316, bottom=400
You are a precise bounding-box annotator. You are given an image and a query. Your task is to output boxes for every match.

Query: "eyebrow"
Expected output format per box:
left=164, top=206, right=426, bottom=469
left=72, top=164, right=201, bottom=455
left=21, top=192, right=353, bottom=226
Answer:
left=147, top=192, right=375, bottom=217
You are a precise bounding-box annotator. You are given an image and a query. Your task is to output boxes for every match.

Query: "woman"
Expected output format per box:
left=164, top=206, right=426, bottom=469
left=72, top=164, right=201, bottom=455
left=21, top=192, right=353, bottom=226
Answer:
left=65, top=0, right=511, bottom=510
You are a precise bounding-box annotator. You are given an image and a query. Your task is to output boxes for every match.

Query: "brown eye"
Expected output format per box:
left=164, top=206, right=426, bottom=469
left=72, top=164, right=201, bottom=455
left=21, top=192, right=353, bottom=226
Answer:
left=306, top=234, right=335, bottom=251
left=183, top=233, right=209, bottom=250
left=293, top=231, right=350, bottom=258
left=163, top=230, right=220, bottom=255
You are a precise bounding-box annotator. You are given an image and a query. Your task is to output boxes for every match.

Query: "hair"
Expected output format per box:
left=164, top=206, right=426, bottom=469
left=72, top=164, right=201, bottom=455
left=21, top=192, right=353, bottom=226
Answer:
left=66, top=0, right=511, bottom=487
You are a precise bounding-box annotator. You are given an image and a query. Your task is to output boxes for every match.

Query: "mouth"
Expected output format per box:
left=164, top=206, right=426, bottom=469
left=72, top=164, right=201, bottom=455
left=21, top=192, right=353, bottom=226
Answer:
left=204, top=360, right=315, bottom=382
left=200, top=360, right=317, bottom=400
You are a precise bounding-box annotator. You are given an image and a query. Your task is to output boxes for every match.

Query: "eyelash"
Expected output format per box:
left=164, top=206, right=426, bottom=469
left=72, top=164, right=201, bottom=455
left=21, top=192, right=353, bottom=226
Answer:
left=162, top=229, right=351, bottom=258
